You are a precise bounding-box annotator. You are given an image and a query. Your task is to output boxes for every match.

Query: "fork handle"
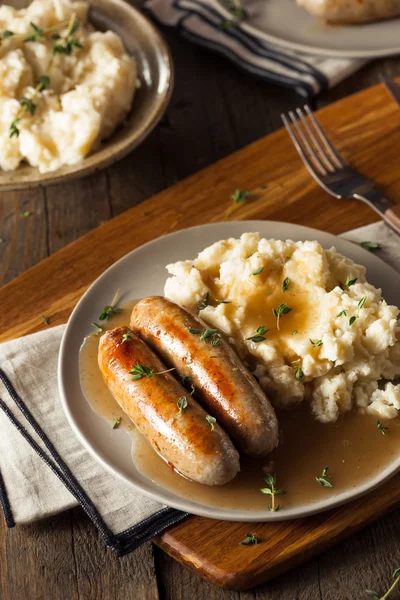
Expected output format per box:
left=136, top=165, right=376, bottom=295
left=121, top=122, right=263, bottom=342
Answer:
left=385, top=204, right=400, bottom=232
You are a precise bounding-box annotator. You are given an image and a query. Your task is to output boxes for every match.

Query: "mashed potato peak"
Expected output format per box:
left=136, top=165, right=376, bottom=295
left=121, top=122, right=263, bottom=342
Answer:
left=0, top=0, right=137, bottom=173
left=164, top=233, right=400, bottom=423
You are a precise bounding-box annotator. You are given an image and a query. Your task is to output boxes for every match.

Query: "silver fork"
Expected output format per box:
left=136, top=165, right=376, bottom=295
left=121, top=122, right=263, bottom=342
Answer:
left=281, top=105, right=400, bottom=236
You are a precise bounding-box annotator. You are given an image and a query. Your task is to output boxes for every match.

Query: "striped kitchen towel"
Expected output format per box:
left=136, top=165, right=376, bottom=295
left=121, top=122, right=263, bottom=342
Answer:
left=144, top=0, right=366, bottom=97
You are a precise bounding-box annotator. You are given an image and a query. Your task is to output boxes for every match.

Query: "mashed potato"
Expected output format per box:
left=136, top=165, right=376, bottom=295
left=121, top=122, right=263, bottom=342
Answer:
left=0, top=0, right=137, bottom=173
left=164, top=233, right=400, bottom=423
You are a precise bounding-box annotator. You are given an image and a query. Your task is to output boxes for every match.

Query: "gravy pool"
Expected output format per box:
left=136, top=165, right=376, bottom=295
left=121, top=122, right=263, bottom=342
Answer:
left=79, top=301, right=400, bottom=511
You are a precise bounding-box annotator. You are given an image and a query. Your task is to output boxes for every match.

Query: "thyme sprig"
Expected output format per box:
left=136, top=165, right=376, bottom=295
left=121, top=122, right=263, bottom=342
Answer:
left=293, top=365, right=304, bottom=382
left=366, top=567, right=400, bottom=599
left=260, top=473, right=286, bottom=512
left=273, top=303, right=292, bottom=330
left=112, top=417, right=121, bottom=429
left=181, top=375, right=195, bottom=396
left=246, top=325, right=270, bottom=343
left=99, top=289, right=122, bottom=321
left=129, top=363, right=175, bottom=380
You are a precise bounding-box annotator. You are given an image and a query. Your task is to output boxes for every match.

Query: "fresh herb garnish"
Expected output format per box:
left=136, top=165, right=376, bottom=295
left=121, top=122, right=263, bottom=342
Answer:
left=129, top=363, right=175, bottom=380
left=122, top=331, right=133, bottom=343
left=99, top=289, right=122, bottom=321
left=200, top=329, right=221, bottom=346
left=336, top=309, right=348, bottom=317
left=246, top=325, right=270, bottom=343
left=198, top=292, right=210, bottom=311
left=293, top=366, right=304, bottom=382
left=20, top=210, right=30, bottom=218
left=282, top=277, right=290, bottom=292
left=206, top=415, right=216, bottom=431
left=316, top=466, right=332, bottom=488
left=273, top=303, right=292, bottom=330
left=361, top=241, right=381, bottom=253
left=112, top=417, right=121, bottom=429
left=239, top=533, right=259, bottom=546
left=377, top=420, right=389, bottom=435
left=181, top=375, right=195, bottom=396
left=177, top=396, right=188, bottom=415
left=216, top=299, right=232, bottom=304
left=10, top=118, right=22, bottom=138
left=310, top=339, right=323, bottom=347
left=37, top=75, right=50, bottom=92
left=231, top=189, right=249, bottom=203
left=222, top=0, right=248, bottom=20
left=349, top=296, right=367, bottom=326
left=358, top=296, right=367, bottom=310
left=184, top=324, right=201, bottom=335
left=366, top=567, right=400, bottom=600
left=251, top=266, right=264, bottom=276
left=41, top=314, right=49, bottom=325
left=91, top=322, right=103, bottom=335
left=24, top=22, right=44, bottom=43
left=260, top=473, right=286, bottom=512
left=18, top=96, right=36, bottom=116
left=0, top=30, right=14, bottom=46
left=292, top=330, right=298, bottom=335
left=344, top=275, right=358, bottom=287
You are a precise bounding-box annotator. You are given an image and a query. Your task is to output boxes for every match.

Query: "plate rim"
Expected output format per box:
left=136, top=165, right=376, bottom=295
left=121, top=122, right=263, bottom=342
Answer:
left=0, top=0, right=174, bottom=191
left=58, top=220, right=400, bottom=522
left=215, top=1, right=400, bottom=58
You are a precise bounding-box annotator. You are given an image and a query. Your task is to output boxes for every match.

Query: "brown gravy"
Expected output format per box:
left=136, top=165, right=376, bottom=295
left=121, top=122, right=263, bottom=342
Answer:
left=79, top=301, right=400, bottom=511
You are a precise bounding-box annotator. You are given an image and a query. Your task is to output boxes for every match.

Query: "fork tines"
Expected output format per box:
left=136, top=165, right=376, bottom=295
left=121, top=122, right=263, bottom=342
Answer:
left=281, top=105, right=346, bottom=178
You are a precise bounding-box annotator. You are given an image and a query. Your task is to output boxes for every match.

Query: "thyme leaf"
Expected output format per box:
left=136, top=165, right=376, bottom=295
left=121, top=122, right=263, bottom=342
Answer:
left=316, top=466, right=332, bottom=488
left=177, top=396, right=188, bottom=415
left=282, top=277, right=290, bottom=292
left=205, top=415, right=216, bottom=431
left=112, top=417, right=121, bottom=429
left=251, top=266, right=264, bottom=276
left=273, top=303, right=292, bottom=330
left=377, top=420, right=389, bottom=435
left=231, top=189, right=249, bottom=203
left=361, top=241, right=381, bottom=253
left=239, top=533, right=258, bottom=546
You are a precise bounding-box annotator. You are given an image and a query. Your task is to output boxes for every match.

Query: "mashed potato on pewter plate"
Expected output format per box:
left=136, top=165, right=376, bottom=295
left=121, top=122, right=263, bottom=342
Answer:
left=165, top=233, right=400, bottom=423
left=0, top=0, right=137, bottom=173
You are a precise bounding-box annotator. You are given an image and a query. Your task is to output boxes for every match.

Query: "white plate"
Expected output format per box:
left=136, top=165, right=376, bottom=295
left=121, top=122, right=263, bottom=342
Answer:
left=58, top=221, right=400, bottom=521
left=218, top=0, right=400, bottom=58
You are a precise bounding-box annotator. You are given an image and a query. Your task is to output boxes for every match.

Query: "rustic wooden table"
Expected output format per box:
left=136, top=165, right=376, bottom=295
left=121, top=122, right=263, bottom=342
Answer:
left=1, top=16, right=400, bottom=600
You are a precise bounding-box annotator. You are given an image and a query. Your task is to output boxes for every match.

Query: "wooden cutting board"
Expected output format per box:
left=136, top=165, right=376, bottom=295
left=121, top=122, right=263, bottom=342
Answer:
left=1, top=81, right=400, bottom=591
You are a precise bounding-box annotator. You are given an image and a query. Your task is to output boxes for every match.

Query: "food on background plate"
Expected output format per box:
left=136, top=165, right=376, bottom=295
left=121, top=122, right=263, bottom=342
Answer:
left=0, top=0, right=137, bottom=173
left=98, top=326, right=240, bottom=486
left=297, top=0, right=400, bottom=23
left=130, top=296, right=279, bottom=457
left=164, top=233, right=400, bottom=424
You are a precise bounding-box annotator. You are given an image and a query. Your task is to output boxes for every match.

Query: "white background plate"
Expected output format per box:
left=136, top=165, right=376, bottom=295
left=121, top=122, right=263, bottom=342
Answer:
left=59, top=221, right=400, bottom=521
left=218, top=0, right=400, bottom=58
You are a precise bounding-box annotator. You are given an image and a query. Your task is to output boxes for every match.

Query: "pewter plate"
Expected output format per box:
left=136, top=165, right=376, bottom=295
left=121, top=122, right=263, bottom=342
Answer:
left=0, top=0, right=173, bottom=190
left=214, top=0, right=400, bottom=58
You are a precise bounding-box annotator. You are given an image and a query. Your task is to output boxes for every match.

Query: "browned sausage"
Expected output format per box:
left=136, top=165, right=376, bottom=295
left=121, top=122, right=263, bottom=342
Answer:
left=130, top=297, right=279, bottom=457
left=98, top=326, right=240, bottom=486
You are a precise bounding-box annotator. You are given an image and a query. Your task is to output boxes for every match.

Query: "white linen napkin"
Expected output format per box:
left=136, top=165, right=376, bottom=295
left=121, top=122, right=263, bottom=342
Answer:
left=144, top=0, right=366, bottom=97
left=0, top=222, right=398, bottom=555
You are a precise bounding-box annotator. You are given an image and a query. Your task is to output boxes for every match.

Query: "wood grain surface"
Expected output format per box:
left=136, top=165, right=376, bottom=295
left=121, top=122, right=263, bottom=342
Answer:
left=1, top=13, right=400, bottom=599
